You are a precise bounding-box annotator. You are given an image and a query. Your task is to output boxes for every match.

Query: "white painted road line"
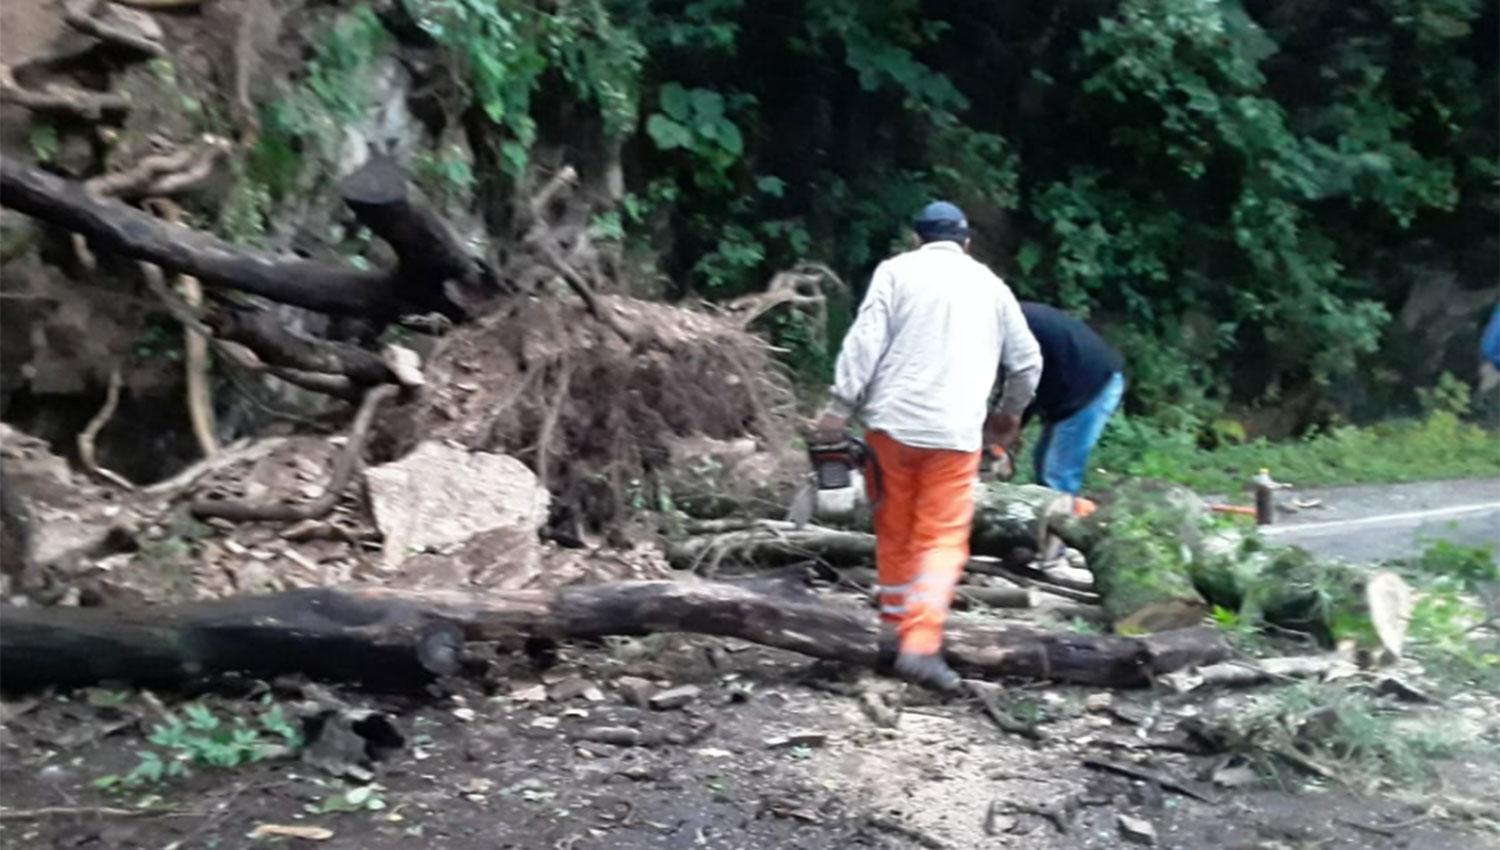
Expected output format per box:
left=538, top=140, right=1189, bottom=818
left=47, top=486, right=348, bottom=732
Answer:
left=1261, top=502, right=1500, bottom=537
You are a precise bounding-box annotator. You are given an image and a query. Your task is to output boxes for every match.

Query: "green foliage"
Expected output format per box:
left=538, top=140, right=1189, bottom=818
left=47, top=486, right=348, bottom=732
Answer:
left=412, top=145, right=477, bottom=208
left=215, top=8, right=387, bottom=242
left=208, top=0, right=1495, bottom=425
left=1415, top=539, right=1499, bottom=586
left=647, top=84, right=744, bottom=170
left=1229, top=682, right=1468, bottom=786
left=411, top=0, right=642, bottom=174
left=1090, top=411, right=1500, bottom=494
left=95, top=702, right=301, bottom=789
left=1416, top=371, right=1472, bottom=417
left=28, top=123, right=59, bottom=163
left=1400, top=539, right=1500, bottom=689
left=217, top=178, right=272, bottom=245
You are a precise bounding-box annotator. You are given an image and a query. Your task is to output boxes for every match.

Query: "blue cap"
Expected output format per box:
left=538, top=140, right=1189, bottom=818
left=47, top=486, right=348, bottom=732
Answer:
left=913, top=201, right=968, bottom=242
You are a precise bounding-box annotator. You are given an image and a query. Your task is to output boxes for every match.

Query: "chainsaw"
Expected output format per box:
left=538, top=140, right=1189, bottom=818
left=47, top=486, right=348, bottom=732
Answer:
left=785, top=435, right=874, bottom=527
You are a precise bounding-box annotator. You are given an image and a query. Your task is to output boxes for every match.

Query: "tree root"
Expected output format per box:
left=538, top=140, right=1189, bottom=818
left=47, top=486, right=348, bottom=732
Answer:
left=145, top=199, right=217, bottom=459
left=725, top=263, right=845, bottom=335
left=76, top=367, right=134, bottom=490
left=0, top=64, right=129, bottom=120
left=190, top=384, right=397, bottom=522
left=86, top=138, right=230, bottom=201
left=63, top=0, right=166, bottom=58
left=534, top=361, right=574, bottom=494
left=521, top=164, right=635, bottom=343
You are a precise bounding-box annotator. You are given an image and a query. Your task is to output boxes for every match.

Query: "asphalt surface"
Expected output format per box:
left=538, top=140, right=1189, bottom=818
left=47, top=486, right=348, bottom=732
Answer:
left=1259, top=478, right=1500, bottom=563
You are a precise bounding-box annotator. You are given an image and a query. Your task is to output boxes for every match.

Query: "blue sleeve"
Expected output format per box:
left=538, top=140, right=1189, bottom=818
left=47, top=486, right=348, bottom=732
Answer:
left=1483, top=305, right=1500, bottom=369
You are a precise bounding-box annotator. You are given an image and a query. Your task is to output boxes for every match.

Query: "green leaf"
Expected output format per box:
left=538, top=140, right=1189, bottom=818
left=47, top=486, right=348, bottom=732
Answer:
left=659, top=83, right=691, bottom=121
left=1016, top=242, right=1043, bottom=275
left=184, top=704, right=219, bottom=731
left=755, top=176, right=786, bottom=197
left=646, top=114, right=691, bottom=150
left=499, top=141, right=529, bottom=176
left=688, top=87, right=724, bottom=119
left=29, top=123, right=59, bottom=163
left=714, top=120, right=744, bottom=156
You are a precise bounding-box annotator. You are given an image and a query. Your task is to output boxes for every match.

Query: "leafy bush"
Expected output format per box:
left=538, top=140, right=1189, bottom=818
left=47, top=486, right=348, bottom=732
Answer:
left=1088, top=411, right=1500, bottom=493
left=95, top=702, right=302, bottom=789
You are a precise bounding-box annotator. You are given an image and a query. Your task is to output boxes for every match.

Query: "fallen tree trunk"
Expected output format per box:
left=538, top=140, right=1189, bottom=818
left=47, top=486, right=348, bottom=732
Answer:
left=0, top=155, right=469, bottom=321
left=0, top=580, right=1230, bottom=691
left=0, top=588, right=464, bottom=692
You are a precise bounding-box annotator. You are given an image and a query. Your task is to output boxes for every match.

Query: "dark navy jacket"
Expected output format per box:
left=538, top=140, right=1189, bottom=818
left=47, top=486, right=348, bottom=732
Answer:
left=1019, top=302, right=1124, bottom=423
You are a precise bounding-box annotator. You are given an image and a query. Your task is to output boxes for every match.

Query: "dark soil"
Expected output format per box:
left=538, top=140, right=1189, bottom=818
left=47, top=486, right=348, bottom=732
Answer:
left=3, top=632, right=1495, bottom=850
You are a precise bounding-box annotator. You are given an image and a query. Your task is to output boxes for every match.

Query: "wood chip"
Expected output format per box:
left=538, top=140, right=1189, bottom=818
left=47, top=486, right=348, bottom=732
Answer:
left=249, top=824, right=334, bottom=840
left=1117, top=814, right=1157, bottom=846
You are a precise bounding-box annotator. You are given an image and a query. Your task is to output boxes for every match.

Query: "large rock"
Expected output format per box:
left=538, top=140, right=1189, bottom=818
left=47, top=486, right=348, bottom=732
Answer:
left=366, top=442, right=548, bottom=571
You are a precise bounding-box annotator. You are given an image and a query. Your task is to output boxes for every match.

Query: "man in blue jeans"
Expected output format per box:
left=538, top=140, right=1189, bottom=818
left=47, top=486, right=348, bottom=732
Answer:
left=992, top=303, right=1125, bottom=495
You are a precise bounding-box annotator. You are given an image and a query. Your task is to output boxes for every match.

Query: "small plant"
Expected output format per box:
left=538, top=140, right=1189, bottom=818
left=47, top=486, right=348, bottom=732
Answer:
left=1415, top=538, right=1499, bottom=586
left=310, top=784, right=386, bottom=814
left=1210, top=604, right=1253, bottom=637
left=1226, top=682, right=1468, bottom=787
left=28, top=123, right=60, bottom=163
left=95, top=702, right=302, bottom=789
left=412, top=145, right=477, bottom=209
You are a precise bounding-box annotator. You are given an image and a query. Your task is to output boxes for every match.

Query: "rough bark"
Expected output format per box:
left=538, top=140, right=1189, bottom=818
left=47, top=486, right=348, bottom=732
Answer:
left=0, top=580, right=1230, bottom=691
left=205, top=306, right=393, bottom=387
left=338, top=156, right=485, bottom=319
left=0, top=587, right=463, bottom=691
left=0, top=156, right=469, bottom=321
left=971, top=483, right=1093, bottom=553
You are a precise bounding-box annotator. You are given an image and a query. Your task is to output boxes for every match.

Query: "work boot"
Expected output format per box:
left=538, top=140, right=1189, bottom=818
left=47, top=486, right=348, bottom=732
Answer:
left=893, top=651, right=963, bottom=694
left=875, top=629, right=899, bottom=676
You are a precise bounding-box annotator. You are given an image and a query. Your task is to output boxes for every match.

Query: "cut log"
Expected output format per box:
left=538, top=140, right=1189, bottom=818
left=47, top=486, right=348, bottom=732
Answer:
left=971, top=483, right=1093, bottom=553
left=339, top=156, right=487, bottom=313
left=0, top=580, right=1231, bottom=691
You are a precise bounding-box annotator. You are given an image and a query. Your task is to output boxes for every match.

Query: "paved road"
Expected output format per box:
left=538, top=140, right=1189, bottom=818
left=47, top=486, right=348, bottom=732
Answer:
left=1259, top=478, right=1500, bottom=562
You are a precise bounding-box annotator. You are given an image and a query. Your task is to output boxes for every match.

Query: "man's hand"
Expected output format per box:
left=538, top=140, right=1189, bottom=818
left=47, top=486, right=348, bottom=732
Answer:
left=984, top=411, right=1021, bottom=448
left=807, top=410, right=848, bottom=445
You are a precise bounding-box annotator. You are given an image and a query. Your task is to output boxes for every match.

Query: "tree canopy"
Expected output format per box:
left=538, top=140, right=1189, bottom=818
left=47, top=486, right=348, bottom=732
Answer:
left=245, top=0, right=1500, bottom=432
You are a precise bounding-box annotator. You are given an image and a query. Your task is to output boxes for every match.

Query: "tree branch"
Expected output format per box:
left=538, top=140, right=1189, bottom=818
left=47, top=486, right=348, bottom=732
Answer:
left=190, top=384, right=397, bottom=522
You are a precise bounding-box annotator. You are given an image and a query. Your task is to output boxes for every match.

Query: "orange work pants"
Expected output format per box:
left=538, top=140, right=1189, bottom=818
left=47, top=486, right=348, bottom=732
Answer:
left=866, top=430, right=981, bottom=656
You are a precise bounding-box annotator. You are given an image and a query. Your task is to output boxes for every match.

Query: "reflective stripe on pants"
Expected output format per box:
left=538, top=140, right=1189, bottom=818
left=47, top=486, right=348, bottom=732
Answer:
left=867, top=430, right=980, bottom=655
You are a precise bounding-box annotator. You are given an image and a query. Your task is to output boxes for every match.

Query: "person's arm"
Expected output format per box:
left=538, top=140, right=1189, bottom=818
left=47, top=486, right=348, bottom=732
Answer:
left=1482, top=305, right=1500, bottom=370
left=824, top=263, right=896, bottom=420
left=993, top=286, right=1042, bottom=416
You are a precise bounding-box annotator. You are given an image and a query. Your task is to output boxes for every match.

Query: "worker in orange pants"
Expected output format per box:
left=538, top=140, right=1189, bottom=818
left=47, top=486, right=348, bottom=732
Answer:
left=811, top=201, right=1042, bottom=692
left=866, top=431, right=980, bottom=661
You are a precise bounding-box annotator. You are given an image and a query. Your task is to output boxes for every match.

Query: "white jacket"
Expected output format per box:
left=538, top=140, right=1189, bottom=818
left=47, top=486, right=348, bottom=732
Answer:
left=829, top=242, right=1042, bottom=452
